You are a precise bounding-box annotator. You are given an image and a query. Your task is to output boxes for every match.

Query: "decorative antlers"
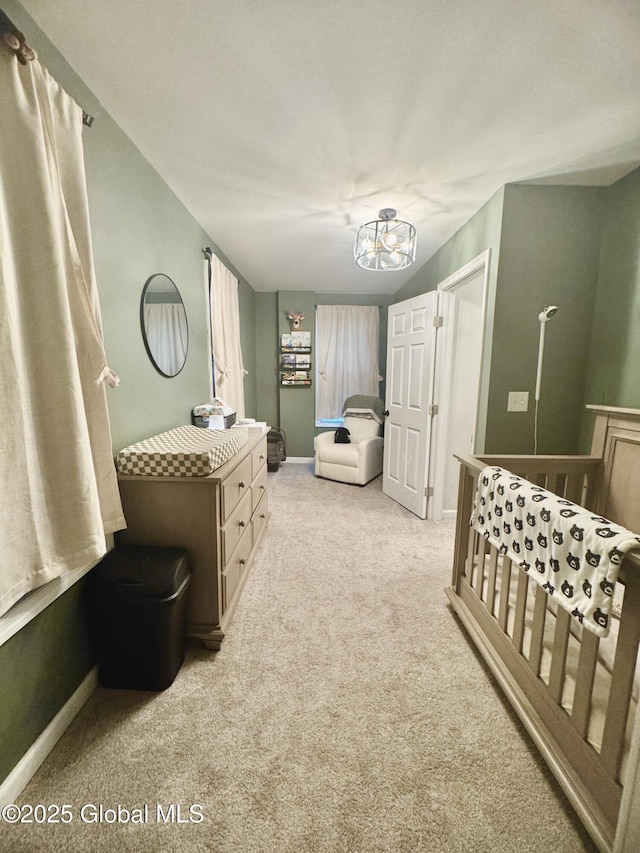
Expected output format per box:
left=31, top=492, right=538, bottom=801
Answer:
left=287, top=310, right=305, bottom=330
left=0, top=10, right=35, bottom=64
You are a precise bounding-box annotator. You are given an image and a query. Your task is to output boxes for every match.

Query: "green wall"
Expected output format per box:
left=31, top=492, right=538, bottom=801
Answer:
left=394, top=187, right=505, bottom=453
left=0, top=581, right=94, bottom=784
left=488, top=184, right=603, bottom=453
left=255, top=292, right=280, bottom=428
left=1, top=0, right=259, bottom=789
left=584, top=168, right=640, bottom=410
left=394, top=183, right=605, bottom=454
left=3, top=2, right=258, bottom=452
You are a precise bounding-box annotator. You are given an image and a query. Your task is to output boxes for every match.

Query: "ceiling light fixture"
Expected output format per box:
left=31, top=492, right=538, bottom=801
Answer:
left=353, top=208, right=417, bottom=271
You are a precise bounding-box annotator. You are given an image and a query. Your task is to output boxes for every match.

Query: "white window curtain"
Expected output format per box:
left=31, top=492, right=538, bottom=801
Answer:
left=316, top=305, right=381, bottom=420
left=0, top=52, right=126, bottom=617
left=208, top=254, right=247, bottom=418
left=143, top=302, right=188, bottom=376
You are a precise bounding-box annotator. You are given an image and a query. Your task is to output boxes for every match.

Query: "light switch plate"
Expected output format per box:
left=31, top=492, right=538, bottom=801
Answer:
left=508, top=391, right=529, bottom=412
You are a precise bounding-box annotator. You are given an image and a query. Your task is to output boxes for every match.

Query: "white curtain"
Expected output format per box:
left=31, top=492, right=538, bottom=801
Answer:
left=316, top=305, right=381, bottom=420
left=0, top=53, right=126, bottom=617
left=143, top=302, right=188, bottom=376
left=209, top=254, right=247, bottom=417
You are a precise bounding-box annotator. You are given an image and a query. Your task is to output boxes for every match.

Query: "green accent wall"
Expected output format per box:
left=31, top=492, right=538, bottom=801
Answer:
left=394, top=183, right=605, bottom=454
left=0, top=581, right=94, bottom=784
left=585, top=168, right=640, bottom=410
left=1, top=0, right=259, bottom=789
left=276, top=292, right=317, bottom=457
left=488, top=184, right=603, bottom=453
left=394, top=187, right=505, bottom=453
left=255, top=292, right=280, bottom=428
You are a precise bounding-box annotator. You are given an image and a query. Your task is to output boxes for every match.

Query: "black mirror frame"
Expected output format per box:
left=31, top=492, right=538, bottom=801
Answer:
left=140, top=273, right=189, bottom=378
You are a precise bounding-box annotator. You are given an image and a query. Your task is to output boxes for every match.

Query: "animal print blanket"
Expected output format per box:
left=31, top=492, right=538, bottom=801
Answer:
left=471, top=466, right=640, bottom=637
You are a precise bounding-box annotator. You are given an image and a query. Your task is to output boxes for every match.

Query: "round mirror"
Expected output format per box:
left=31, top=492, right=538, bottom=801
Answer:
left=140, top=274, right=189, bottom=377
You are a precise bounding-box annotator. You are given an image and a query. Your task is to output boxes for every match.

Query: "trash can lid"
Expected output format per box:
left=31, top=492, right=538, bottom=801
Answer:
left=90, top=545, right=190, bottom=600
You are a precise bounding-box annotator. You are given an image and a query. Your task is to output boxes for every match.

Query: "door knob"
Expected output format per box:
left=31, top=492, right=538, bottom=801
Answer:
left=383, top=410, right=389, bottom=417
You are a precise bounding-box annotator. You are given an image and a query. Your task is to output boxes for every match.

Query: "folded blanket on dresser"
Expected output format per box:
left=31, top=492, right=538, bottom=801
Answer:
left=471, top=466, right=640, bottom=637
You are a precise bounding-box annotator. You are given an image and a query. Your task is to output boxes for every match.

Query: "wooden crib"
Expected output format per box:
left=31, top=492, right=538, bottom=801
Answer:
left=446, top=406, right=640, bottom=852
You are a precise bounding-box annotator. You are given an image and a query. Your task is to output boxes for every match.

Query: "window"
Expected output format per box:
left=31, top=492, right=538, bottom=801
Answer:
left=315, top=305, right=380, bottom=423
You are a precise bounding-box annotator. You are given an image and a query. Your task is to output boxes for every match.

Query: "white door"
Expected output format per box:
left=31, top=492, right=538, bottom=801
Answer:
left=382, top=291, right=440, bottom=518
left=428, top=252, right=490, bottom=520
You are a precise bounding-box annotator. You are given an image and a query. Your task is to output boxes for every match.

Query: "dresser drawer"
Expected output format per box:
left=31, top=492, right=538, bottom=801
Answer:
left=221, top=525, right=253, bottom=612
left=221, top=489, right=252, bottom=566
left=251, top=464, right=268, bottom=514
left=220, top=454, right=252, bottom=522
left=251, top=437, right=268, bottom=480
left=252, top=491, right=269, bottom=544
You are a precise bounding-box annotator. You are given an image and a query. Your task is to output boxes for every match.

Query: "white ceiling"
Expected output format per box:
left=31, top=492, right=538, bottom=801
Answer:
left=20, top=0, right=640, bottom=295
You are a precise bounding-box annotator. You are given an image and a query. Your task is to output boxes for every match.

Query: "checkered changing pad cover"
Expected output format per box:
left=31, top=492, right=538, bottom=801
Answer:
left=116, top=426, right=248, bottom=476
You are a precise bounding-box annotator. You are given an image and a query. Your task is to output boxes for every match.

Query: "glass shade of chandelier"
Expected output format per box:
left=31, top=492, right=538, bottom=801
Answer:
left=353, top=208, right=417, bottom=271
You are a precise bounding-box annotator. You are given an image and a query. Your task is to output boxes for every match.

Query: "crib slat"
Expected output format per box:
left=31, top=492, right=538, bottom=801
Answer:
left=544, top=472, right=561, bottom=497
left=512, top=570, right=529, bottom=654
left=571, top=628, right=600, bottom=739
left=465, top=525, right=477, bottom=584
left=452, top=467, right=475, bottom=594
left=474, top=535, right=488, bottom=596
left=486, top=547, right=499, bottom=612
left=498, top=558, right=512, bottom=633
left=564, top=472, right=586, bottom=504
left=600, top=574, right=640, bottom=779
left=528, top=585, right=548, bottom=676
left=549, top=607, right=571, bottom=703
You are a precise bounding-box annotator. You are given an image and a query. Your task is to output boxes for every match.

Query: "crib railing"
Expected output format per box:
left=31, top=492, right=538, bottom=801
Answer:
left=447, top=453, right=640, bottom=852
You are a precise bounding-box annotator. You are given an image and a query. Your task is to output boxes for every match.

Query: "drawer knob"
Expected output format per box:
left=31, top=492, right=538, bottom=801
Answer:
left=239, top=520, right=246, bottom=527
left=239, top=480, right=246, bottom=488
left=240, top=558, right=246, bottom=566
left=260, top=513, right=266, bottom=519
left=260, top=484, right=266, bottom=490
left=260, top=454, right=265, bottom=461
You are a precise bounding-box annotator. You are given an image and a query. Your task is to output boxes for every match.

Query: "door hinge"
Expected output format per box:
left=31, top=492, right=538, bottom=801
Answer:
left=425, top=486, right=434, bottom=498
left=433, top=315, right=444, bottom=328
left=428, top=404, right=439, bottom=416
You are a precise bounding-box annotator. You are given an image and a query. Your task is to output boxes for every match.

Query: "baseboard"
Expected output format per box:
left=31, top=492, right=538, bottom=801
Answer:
left=0, top=666, right=98, bottom=806
left=283, top=457, right=314, bottom=464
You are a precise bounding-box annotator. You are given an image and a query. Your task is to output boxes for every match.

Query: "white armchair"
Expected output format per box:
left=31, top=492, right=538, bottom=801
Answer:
left=314, top=397, right=384, bottom=486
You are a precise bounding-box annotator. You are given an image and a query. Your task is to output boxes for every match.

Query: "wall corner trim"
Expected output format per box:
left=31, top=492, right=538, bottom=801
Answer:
left=0, top=666, right=98, bottom=806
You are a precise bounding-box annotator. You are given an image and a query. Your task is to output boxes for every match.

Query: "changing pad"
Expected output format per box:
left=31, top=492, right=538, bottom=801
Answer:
left=116, top=425, right=248, bottom=477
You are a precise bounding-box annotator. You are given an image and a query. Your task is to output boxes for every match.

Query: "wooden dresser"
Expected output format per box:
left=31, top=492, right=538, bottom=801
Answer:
left=117, top=428, right=269, bottom=649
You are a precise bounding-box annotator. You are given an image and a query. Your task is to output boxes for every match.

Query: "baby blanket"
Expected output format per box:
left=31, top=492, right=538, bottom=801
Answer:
left=471, top=466, right=640, bottom=637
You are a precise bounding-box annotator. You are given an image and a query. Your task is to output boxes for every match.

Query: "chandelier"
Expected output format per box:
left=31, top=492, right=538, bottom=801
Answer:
left=353, top=208, right=417, bottom=271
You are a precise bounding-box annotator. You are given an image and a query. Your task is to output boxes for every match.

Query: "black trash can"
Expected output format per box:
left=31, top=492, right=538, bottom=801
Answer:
left=87, top=545, right=192, bottom=691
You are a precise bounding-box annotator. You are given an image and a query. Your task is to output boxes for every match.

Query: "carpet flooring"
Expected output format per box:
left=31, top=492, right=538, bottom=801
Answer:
left=0, top=463, right=596, bottom=852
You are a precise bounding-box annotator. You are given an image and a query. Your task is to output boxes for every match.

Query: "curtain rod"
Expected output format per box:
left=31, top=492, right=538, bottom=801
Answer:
left=1, top=8, right=34, bottom=64
left=1, top=9, right=95, bottom=127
